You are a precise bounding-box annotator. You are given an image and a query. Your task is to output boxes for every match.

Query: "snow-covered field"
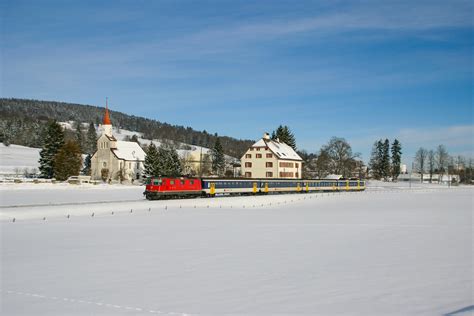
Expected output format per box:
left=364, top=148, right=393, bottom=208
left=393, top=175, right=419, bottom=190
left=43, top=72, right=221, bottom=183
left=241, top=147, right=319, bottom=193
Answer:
left=1, top=184, right=472, bottom=315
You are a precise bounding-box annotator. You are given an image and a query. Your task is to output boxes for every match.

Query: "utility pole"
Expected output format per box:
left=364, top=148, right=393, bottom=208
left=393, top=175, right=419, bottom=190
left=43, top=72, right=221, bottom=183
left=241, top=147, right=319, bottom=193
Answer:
left=199, top=146, right=203, bottom=177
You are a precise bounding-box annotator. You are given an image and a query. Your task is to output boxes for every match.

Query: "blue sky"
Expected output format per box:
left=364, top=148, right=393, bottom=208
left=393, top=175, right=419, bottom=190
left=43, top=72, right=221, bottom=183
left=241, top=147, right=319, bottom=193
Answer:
left=2, top=0, right=473, bottom=164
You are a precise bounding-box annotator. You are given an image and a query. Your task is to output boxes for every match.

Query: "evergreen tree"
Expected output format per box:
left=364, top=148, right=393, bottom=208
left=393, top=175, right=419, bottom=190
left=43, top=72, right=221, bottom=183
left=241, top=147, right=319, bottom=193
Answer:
left=381, top=139, right=391, bottom=180
left=86, top=122, right=97, bottom=154
left=168, top=146, right=182, bottom=177
left=211, top=137, right=225, bottom=176
left=74, top=121, right=84, bottom=152
left=369, top=140, right=382, bottom=180
left=391, top=139, right=402, bottom=181
left=38, top=121, right=65, bottom=178
left=143, top=142, right=159, bottom=177
left=54, top=140, right=83, bottom=181
left=272, top=125, right=297, bottom=150
left=156, top=144, right=182, bottom=177
left=82, top=154, right=92, bottom=175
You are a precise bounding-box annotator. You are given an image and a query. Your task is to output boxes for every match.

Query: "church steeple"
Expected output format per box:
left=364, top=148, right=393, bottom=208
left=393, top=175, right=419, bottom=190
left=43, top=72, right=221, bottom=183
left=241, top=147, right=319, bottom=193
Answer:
left=103, top=97, right=111, bottom=125
left=102, top=97, right=113, bottom=137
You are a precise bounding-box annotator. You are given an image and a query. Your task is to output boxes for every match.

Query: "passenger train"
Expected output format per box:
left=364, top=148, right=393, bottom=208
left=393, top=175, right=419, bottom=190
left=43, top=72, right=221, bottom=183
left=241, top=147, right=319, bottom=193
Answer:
left=144, top=177, right=366, bottom=200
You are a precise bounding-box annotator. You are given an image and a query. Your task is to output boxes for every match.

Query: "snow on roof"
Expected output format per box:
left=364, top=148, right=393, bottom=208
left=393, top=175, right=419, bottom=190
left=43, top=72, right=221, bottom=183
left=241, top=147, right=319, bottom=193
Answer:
left=112, top=141, right=146, bottom=161
left=324, top=174, right=343, bottom=180
left=251, top=138, right=302, bottom=161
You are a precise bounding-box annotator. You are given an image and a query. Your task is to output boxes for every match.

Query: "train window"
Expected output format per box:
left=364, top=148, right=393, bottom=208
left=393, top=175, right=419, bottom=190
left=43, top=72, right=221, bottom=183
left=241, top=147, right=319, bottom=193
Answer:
left=153, top=180, right=161, bottom=185
left=170, top=180, right=175, bottom=185
left=180, top=180, right=185, bottom=185
left=190, top=180, right=194, bottom=185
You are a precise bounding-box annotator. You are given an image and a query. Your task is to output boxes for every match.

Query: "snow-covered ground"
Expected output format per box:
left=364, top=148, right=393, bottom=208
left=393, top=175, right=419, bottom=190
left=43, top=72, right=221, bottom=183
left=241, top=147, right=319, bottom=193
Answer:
left=1, top=185, right=472, bottom=315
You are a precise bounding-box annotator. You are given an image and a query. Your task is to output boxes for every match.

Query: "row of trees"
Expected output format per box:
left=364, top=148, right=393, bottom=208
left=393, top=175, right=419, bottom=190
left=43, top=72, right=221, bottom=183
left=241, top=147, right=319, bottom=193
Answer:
left=414, top=145, right=472, bottom=183
left=368, top=139, right=402, bottom=181
left=143, top=136, right=228, bottom=178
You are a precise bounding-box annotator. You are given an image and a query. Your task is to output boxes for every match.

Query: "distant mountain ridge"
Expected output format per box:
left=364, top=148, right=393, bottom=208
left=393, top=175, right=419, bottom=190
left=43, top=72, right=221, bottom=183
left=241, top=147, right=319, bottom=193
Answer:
left=0, top=98, right=253, bottom=158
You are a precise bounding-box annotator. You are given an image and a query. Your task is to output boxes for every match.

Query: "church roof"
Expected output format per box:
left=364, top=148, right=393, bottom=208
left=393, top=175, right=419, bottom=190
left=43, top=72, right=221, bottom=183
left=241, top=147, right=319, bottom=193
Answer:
left=250, top=138, right=302, bottom=161
left=111, top=141, right=145, bottom=161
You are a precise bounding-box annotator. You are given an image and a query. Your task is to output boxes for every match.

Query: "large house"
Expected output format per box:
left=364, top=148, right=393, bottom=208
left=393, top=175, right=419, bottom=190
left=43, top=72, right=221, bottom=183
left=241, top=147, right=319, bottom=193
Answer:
left=91, top=104, right=146, bottom=182
left=240, top=133, right=303, bottom=179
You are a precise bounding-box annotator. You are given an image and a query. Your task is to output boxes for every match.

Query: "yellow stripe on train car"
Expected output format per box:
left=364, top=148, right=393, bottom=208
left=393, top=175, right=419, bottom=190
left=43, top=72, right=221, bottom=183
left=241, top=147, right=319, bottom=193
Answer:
left=253, top=182, right=258, bottom=194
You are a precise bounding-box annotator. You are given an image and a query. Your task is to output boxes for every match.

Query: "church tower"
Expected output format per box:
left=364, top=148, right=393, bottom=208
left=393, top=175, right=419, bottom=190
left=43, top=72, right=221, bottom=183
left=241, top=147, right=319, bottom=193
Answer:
left=102, top=97, right=113, bottom=137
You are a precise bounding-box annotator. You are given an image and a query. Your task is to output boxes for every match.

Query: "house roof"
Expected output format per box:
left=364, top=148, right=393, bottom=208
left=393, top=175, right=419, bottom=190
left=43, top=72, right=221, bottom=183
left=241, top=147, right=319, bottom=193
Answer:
left=111, top=141, right=145, bottom=161
left=250, top=138, right=302, bottom=161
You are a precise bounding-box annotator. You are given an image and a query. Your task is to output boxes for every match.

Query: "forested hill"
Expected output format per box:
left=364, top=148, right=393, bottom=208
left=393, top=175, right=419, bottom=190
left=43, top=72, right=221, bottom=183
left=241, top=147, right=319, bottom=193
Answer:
left=0, top=98, right=253, bottom=158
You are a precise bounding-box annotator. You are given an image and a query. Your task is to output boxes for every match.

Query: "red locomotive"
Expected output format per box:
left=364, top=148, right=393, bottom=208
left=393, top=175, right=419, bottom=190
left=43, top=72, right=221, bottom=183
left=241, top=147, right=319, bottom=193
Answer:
left=144, top=177, right=202, bottom=200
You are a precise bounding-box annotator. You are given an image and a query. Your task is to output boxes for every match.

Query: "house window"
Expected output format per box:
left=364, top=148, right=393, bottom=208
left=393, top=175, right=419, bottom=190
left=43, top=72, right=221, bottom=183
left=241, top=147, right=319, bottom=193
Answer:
left=266, top=153, right=273, bottom=158
left=266, top=162, right=273, bottom=168
left=256, top=147, right=260, bottom=151
left=245, top=162, right=252, bottom=168
left=256, top=154, right=262, bottom=158
left=279, top=162, right=294, bottom=168
left=266, top=172, right=273, bottom=177
left=250, top=148, right=254, bottom=151
left=245, top=154, right=251, bottom=158
left=245, top=172, right=252, bottom=178
left=102, top=162, right=107, bottom=167
left=295, top=163, right=299, bottom=168
left=279, top=172, right=294, bottom=178
left=296, top=172, right=299, bottom=178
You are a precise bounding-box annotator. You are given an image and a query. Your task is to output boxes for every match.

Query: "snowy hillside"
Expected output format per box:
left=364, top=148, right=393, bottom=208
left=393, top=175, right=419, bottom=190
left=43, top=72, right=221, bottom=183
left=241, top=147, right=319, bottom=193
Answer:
left=0, top=144, right=40, bottom=175
left=1, top=186, right=472, bottom=315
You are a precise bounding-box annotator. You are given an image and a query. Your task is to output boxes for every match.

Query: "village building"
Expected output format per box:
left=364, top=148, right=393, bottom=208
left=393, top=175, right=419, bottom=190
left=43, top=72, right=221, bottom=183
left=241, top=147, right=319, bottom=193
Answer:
left=91, top=104, right=146, bottom=182
left=240, top=133, right=303, bottom=179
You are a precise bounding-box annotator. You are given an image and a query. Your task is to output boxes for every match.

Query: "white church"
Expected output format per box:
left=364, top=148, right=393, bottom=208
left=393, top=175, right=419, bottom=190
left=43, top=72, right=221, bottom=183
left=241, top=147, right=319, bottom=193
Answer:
left=91, top=103, right=146, bottom=182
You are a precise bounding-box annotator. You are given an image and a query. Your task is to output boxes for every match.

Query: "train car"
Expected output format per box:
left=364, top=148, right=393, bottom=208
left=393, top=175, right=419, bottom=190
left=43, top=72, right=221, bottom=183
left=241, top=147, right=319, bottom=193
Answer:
left=200, top=178, right=365, bottom=196
left=144, top=177, right=202, bottom=200
left=144, top=177, right=365, bottom=200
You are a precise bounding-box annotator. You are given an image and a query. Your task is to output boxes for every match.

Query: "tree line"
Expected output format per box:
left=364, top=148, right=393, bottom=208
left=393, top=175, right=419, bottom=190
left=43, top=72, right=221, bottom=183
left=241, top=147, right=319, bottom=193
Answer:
left=0, top=98, right=253, bottom=158
left=414, top=145, right=473, bottom=184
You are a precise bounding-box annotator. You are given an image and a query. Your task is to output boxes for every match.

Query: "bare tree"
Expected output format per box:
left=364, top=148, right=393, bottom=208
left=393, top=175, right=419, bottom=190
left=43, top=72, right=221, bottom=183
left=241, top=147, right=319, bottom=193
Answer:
left=435, top=145, right=449, bottom=183
left=322, top=137, right=360, bottom=178
left=415, top=147, right=428, bottom=182
left=427, top=150, right=435, bottom=183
